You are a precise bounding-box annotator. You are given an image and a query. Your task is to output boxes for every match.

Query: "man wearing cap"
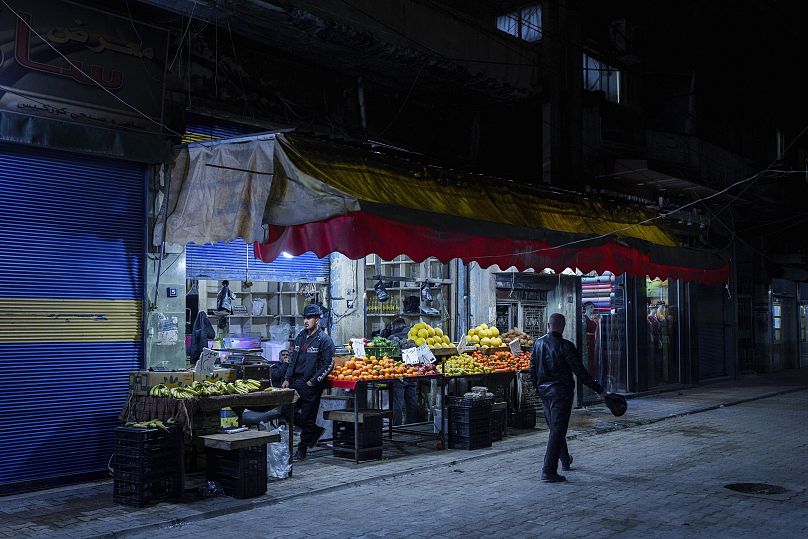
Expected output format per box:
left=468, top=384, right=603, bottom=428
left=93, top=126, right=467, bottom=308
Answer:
left=282, top=304, right=335, bottom=460
left=530, top=313, right=608, bottom=483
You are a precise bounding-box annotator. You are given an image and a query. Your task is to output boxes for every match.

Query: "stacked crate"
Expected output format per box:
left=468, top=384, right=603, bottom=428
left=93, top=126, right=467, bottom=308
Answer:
left=447, top=396, right=493, bottom=450
left=205, top=445, right=267, bottom=498
left=112, top=424, right=184, bottom=507
left=490, top=401, right=507, bottom=441
left=332, top=415, right=384, bottom=461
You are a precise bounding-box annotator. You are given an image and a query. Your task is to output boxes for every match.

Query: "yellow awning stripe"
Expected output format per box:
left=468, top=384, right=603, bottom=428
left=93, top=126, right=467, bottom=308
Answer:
left=281, top=135, right=677, bottom=247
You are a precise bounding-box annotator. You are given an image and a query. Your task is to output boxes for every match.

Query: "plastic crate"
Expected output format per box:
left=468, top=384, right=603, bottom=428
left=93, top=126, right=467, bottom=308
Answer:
left=490, top=407, right=506, bottom=441
left=448, top=430, right=492, bottom=450
left=332, top=416, right=383, bottom=449
left=449, top=403, right=492, bottom=422
left=366, top=344, right=400, bottom=358
left=446, top=395, right=494, bottom=408
left=113, top=475, right=182, bottom=507
left=206, top=445, right=267, bottom=480
left=508, top=409, right=537, bottom=429
left=215, top=471, right=267, bottom=499
left=113, top=424, right=182, bottom=457
left=448, top=416, right=491, bottom=438
left=113, top=449, right=182, bottom=481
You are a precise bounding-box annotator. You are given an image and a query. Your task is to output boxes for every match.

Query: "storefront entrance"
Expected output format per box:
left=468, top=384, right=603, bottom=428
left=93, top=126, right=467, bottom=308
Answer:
left=641, top=277, right=682, bottom=389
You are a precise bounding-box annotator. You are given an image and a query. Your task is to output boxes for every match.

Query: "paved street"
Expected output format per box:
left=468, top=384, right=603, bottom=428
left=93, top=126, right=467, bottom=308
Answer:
left=131, top=389, right=808, bottom=539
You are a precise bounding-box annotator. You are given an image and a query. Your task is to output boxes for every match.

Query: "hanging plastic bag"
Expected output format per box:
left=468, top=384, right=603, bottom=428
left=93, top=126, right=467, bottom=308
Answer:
left=421, top=281, right=433, bottom=302
left=374, top=280, right=389, bottom=302
left=266, top=423, right=291, bottom=479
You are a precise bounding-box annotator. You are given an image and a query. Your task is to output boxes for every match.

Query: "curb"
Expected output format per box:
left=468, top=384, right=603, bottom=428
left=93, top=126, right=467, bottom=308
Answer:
left=104, top=385, right=808, bottom=538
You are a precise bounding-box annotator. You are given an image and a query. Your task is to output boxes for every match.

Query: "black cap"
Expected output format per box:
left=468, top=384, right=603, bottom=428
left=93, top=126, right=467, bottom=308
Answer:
left=302, top=304, right=322, bottom=318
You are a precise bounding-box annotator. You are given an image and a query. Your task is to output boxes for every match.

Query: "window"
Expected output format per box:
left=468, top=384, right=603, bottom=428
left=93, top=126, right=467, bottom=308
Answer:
left=496, top=3, right=541, bottom=42
left=583, top=53, right=621, bottom=103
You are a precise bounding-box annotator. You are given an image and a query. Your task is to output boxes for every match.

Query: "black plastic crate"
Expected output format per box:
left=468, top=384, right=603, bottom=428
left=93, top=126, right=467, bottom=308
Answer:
left=332, top=417, right=383, bottom=449
left=446, top=395, right=494, bottom=408
left=215, top=470, right=267, bottom=499
left=490, top=408, right=506, bottom=441
left=333, top=447, right=383, bottom=461
left=449, top=403, right=492, bottom=423
left=113, top=449, right=182, bottom=480
left=114, top=424, right=182, bottom=458
left=206, top=445, right=267, bottom=483
left=448, top=430, right=492, bottom=450
left=113, top=475, right=182, bottom=507
left=508, top=409, right=537, bottom=429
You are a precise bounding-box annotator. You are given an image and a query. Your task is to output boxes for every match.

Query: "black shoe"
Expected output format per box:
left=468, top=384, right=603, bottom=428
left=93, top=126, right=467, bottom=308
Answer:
left=308, top=425, right=326, bottom=448
left=541, top=472, right=566, bottom=483
left=561, top=455, right=573, bottom=471
left=292, top=449, right=307, bottom=461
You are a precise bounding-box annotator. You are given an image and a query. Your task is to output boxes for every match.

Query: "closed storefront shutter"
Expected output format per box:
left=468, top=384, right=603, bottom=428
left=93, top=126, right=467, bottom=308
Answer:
left=0, top=143, right=145, bottom=493
left=695, top=284, right=726, bottom=380
left=186, top=239, right=329, bottom=282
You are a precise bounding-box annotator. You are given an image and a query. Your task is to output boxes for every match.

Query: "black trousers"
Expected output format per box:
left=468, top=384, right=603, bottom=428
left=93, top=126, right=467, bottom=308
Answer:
left=289, top=379, right=324, bottom=449
left=541, top=396, right=573, bottom=474
left=392, top=379, right=420, bottom=425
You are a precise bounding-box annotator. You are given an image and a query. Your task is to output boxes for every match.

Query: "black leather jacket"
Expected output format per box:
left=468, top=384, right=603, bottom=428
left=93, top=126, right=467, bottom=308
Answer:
left=284, top=328, right=335, bottom=386
left=530, top=331, right=603, bottom=399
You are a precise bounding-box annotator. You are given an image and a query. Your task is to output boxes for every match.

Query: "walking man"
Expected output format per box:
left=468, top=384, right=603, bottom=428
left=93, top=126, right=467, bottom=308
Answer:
left=530, top=313, right=607, bottom=482
left=282, top=304, right=334, bottom=460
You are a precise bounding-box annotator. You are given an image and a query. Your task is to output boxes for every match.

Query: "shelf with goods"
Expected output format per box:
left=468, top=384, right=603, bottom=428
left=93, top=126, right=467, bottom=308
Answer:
left=363, top=254, right=451, bottom=338
left=197, top=279, right=327, bottom=340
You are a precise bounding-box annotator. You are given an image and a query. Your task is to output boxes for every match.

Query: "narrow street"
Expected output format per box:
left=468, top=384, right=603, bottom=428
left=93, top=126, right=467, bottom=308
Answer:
left=130, top=390, right=808, bottom=539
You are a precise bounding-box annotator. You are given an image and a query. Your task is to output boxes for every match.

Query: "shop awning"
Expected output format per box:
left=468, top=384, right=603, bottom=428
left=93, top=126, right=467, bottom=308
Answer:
left=157, top=134, right=728, bottom=284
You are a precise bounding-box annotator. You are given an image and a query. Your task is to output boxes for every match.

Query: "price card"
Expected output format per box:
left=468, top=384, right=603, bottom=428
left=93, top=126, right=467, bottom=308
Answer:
left=350, top=338, right=366, bottom=358
left=456, top=335, right=468, bottom=355
left=509, top=338, right=522, bottom=356
left=402, top=347, right=419, bottom=364
left=417, top=343, right=437, bottom=364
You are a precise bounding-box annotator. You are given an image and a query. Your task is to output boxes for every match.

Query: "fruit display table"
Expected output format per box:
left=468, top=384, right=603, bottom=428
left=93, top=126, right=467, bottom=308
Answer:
left=123, top=389, right=297, bottom=433
left=325, top=375, right=442, bottom=464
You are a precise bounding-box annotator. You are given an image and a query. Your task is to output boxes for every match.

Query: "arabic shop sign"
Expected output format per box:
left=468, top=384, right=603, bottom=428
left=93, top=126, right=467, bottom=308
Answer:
left=0, top=0, right=167, bottom=133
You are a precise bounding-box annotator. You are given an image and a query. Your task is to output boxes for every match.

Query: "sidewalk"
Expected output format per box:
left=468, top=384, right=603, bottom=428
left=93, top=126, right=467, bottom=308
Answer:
left=2, top=368, right=806, bottom=539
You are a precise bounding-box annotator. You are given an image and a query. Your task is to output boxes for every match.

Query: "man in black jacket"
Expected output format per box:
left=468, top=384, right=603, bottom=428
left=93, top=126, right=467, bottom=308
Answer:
left=530, top=313, right=607, bottom=482
left=282, top=304, right=335, bottom=460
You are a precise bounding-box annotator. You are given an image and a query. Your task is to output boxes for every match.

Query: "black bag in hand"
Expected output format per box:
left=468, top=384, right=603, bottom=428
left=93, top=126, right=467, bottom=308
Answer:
left=604, top=393, right=628, bottom=417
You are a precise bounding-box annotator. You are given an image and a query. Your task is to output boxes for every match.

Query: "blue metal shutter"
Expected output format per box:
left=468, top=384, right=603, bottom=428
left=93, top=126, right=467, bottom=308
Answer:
left=186, top=239, right=329, bottom=283
left=0, top=142, right=145, bottom=494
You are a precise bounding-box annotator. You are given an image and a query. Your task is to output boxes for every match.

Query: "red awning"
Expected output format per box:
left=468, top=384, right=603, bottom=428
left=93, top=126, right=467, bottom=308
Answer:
left=254, top=210, right=728, bottom=284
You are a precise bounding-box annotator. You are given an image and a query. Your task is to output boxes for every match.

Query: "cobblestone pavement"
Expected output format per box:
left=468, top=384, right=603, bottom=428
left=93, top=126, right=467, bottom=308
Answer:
left=1, top=370, right=806, bottom=538
left=131, top=390, right=808, bottom=539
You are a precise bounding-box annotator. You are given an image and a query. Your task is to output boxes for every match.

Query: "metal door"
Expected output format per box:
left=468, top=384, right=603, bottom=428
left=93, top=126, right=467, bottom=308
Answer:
left=0, top=143, right=145, bottom=493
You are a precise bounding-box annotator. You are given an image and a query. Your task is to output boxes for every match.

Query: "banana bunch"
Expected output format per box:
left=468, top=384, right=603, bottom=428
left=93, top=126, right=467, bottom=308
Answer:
left=124, top=418, right=172, bottom=432
left=148, top=379, right=264, bottom=398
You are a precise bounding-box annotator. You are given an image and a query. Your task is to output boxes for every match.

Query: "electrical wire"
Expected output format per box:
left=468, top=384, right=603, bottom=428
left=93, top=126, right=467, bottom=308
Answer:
left=167, top=0, right=198, bottom=72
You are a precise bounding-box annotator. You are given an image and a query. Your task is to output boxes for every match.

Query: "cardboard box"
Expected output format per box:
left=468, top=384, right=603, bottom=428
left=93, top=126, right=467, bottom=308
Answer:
left=193, top=368, right=237, bottom=383
left=129, top=370, right=195, bottom=395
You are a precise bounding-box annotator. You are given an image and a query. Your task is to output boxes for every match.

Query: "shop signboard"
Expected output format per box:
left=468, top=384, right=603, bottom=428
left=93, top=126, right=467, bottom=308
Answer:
left=0, top=0, right=168, bottom=132
left=509, top=338, right=521, bottom=356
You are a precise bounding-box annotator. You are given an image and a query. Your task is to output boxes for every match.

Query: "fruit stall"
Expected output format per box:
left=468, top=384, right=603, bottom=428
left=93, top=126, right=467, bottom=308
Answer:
left=323, top=322, right=540, bottom=463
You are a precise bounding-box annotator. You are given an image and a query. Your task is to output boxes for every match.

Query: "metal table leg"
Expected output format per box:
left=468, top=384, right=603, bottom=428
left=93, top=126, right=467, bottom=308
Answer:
left=288, top=399, right=295, bottom=476
left=354, top=386, right=360, bottom=464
